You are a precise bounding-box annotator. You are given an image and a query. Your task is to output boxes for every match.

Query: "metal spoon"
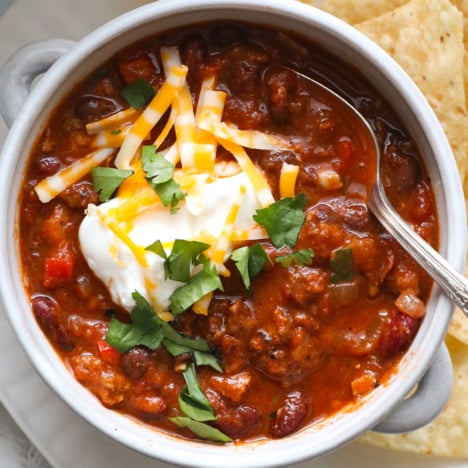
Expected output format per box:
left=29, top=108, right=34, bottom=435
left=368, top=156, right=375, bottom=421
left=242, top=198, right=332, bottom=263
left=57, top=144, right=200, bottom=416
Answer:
left=280, top=66, right=468, bottom=315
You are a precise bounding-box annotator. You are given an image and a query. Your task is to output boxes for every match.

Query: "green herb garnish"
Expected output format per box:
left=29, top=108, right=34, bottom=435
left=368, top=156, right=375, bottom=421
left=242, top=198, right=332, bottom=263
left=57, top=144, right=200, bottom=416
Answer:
left=169, top=417, right=232, bottom=443
left=253, top=194, right=307, bottom=248
left=142, top=145, right=185, bottom=209
left=231, top=243, right=270, bottom=290
left=179, top=363, right=216, bottom=422
left=91, top=167, right=134, bottom=202
left=121, top=77, right=155, bottom=109
left=170, top=265, right=223, bottom=315
left=105, top=292, right=220, bottom=372
left=147, top=239, right=210, bottom=282
left=275, top=248, right=314, bottom=268
left=330, top=247, right=355, bottom=283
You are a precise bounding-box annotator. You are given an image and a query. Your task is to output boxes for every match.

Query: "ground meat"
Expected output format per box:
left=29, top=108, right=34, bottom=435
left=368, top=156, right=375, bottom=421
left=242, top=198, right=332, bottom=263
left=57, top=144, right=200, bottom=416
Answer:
left=71, top=353, right=132, bottom=406
left=284, top=266, right=328, bottom=307
left=60, top=181, right=99, bottom=209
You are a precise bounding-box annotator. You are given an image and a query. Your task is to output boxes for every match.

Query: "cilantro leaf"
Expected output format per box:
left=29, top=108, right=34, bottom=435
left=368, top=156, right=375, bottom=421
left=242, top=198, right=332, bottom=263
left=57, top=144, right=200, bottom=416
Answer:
left=105, top=316, right=164, bottom=353
left=145, top=240, right=170, bottom=278
left=275, top=248, right=314, bottom=267
left=105, top=291, right=215, bottom=354
left=166, top=240, right=210, bottom=282
left=253, top=194, right=307, bottom=248
left=163, top=339, right=222, bottom=372
left=146, top=239, right=210, bottom=282
left=106, top=292, right=165, bottom=353
left=91, top=167, right=134, bottom=202
left=330, top=248, right=355, bottom=283
left=169, top=417, right=232, bottom=443
left=178, top=364, right=216, bottom=422
left=231, top=243, right=270, bottom=289
left=142, top=146, right=175, bottom=184
left=170, top=266, right=223, bottom=315
left=121, top=77, right=155, bottom=109
left=145, top=239, right=167, bottom=259
left=142, top=145, right=185, bottom=208
left=156, top=178, right=186, bottom=209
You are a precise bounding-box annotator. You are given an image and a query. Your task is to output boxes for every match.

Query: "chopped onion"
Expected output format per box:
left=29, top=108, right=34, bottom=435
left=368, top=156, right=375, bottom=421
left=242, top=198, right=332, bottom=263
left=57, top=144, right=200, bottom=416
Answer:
left=395, top=289, right=426, bottom=318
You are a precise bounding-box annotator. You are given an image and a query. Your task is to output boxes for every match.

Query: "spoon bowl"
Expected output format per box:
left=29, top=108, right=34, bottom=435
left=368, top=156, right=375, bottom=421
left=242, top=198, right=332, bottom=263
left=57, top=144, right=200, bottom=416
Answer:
left=284, top=65, right=468, bottom=316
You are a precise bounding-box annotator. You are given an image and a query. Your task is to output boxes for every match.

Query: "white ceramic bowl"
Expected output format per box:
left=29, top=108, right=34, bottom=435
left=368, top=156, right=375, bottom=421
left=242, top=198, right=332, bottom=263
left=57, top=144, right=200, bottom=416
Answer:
left=0, top=1, right=466, bottom=466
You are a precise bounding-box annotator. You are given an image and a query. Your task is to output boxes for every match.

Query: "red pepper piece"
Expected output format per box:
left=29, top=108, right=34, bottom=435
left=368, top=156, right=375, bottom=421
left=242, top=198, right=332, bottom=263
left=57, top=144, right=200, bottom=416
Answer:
left=97, top=339, right=122, bottom=366
left=43, top=250, right=75, bottom=288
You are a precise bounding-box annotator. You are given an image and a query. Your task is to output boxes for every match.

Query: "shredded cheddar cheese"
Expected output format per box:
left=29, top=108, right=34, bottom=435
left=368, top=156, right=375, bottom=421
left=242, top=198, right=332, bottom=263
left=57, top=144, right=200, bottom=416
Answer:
left=217, top=138, right=275, bottom=208
left=35, top=44, right=299, bottom=320
left=35, top=148, right=114, bottom=203
left=209, top=183, right=247, bottom=276
left=279, top=162, right=300, bottom=198
left=114, top=64, right=188, bottom=169
left=85, top=107, right=141, bottom=135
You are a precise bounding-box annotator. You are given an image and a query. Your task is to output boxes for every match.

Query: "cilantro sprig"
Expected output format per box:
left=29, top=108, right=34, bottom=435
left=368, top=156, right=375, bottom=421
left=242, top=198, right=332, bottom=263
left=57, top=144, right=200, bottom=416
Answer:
left=253, top=194, right=307, bottom=248
left=146, top=239, right=223, bottom=315
left=172, top=364, right=232, bottom=442
left=230, top=243, right=270, bottom=290
left=275, top=248, right=314, bottom=268
left=142, top=145, right=185, bottom=209
left=91, top=167, right=134, bottom=202
left=105, top=292, right=230, bottom=442
left=106, top=291, right=221, bottom=371
left=170, top=416, right=232, bottom=443
left=121, top=77, right=155, bottom=109
left=147, top=239, right=210, bottom=282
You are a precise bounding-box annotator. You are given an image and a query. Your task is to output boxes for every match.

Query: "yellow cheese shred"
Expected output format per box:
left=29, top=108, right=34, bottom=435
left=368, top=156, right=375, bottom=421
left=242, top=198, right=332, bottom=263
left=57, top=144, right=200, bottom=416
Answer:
left=153, top=107, right=177, bottom=149
left=92, top=126, right=131, bottom=148
left=114, top=64, right=188, bottom=169
left=85, top=107, right=141, bottom=135
left=217, top=138, right=275, bottom=208
left=34, top=147, right=114, bottom=203
left=209, top=183, right=247, bottom=277
left=192, top=292, right=213, bottom=316
left=197, top=92, right=294, bottom=151
left=279, top=162, right=299, bottom=198
left=95, top=208, right=149, bottom=269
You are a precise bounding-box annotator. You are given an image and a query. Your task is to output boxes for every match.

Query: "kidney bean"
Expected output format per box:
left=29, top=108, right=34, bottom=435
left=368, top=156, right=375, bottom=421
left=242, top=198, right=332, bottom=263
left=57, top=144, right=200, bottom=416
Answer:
left=271, top=390, right=308, bottom=438
left=121, top=347, right=153, bottom=380
left=31, top=295, right=74, bottom=351
left=379, top=310, right=420, bottom=357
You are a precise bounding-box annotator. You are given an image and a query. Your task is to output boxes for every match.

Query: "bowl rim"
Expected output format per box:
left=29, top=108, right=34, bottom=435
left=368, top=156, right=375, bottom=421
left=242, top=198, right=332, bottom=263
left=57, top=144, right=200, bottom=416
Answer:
left=0, top=0, right=466, bottom=466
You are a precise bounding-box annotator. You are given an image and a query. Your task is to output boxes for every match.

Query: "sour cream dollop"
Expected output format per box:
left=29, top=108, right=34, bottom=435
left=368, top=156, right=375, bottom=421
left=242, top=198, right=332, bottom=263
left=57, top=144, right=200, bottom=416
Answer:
left=79, top=170, right=262, bottom=315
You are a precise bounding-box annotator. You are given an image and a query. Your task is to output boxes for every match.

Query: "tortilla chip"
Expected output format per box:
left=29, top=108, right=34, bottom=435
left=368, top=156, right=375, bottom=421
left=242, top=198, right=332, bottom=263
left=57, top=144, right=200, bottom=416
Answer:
left=355, top=0, right=468, bottom=189
left=359, top=334, right=468, bottom=457
left=303, top=0, right=468, bottom=458
left=299, top=0, right=408, bottom=24
left=465, top=51, right=468, bottom=109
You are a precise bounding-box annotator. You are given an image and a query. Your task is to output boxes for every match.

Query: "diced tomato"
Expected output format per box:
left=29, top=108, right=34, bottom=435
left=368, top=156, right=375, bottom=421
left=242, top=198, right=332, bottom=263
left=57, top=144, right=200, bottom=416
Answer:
left=43, top=250, right=75, bottom=288
left=96, top=339, right=122, bottom=366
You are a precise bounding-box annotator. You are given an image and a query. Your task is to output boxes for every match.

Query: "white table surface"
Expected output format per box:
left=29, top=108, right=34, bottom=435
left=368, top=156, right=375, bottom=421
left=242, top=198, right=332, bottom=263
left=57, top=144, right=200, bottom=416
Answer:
left=1, top=1, right=468, bottom=467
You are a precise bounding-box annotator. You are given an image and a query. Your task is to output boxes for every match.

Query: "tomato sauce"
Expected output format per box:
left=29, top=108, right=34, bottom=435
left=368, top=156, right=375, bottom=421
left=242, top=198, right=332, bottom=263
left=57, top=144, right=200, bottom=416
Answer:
left=19, top=21, right=437, bottom=442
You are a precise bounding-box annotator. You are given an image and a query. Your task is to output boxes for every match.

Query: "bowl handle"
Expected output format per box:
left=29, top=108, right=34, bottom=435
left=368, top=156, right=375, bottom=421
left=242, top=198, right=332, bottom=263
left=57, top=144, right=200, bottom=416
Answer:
left=371, top=342, right=452, bottom=433
left=0, top=39, right=75, bottom=127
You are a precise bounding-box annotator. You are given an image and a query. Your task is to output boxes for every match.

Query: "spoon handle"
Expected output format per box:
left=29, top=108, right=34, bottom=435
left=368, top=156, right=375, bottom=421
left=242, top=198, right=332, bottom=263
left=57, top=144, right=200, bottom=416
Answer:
left=369, top=184, right=468, bottom=315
